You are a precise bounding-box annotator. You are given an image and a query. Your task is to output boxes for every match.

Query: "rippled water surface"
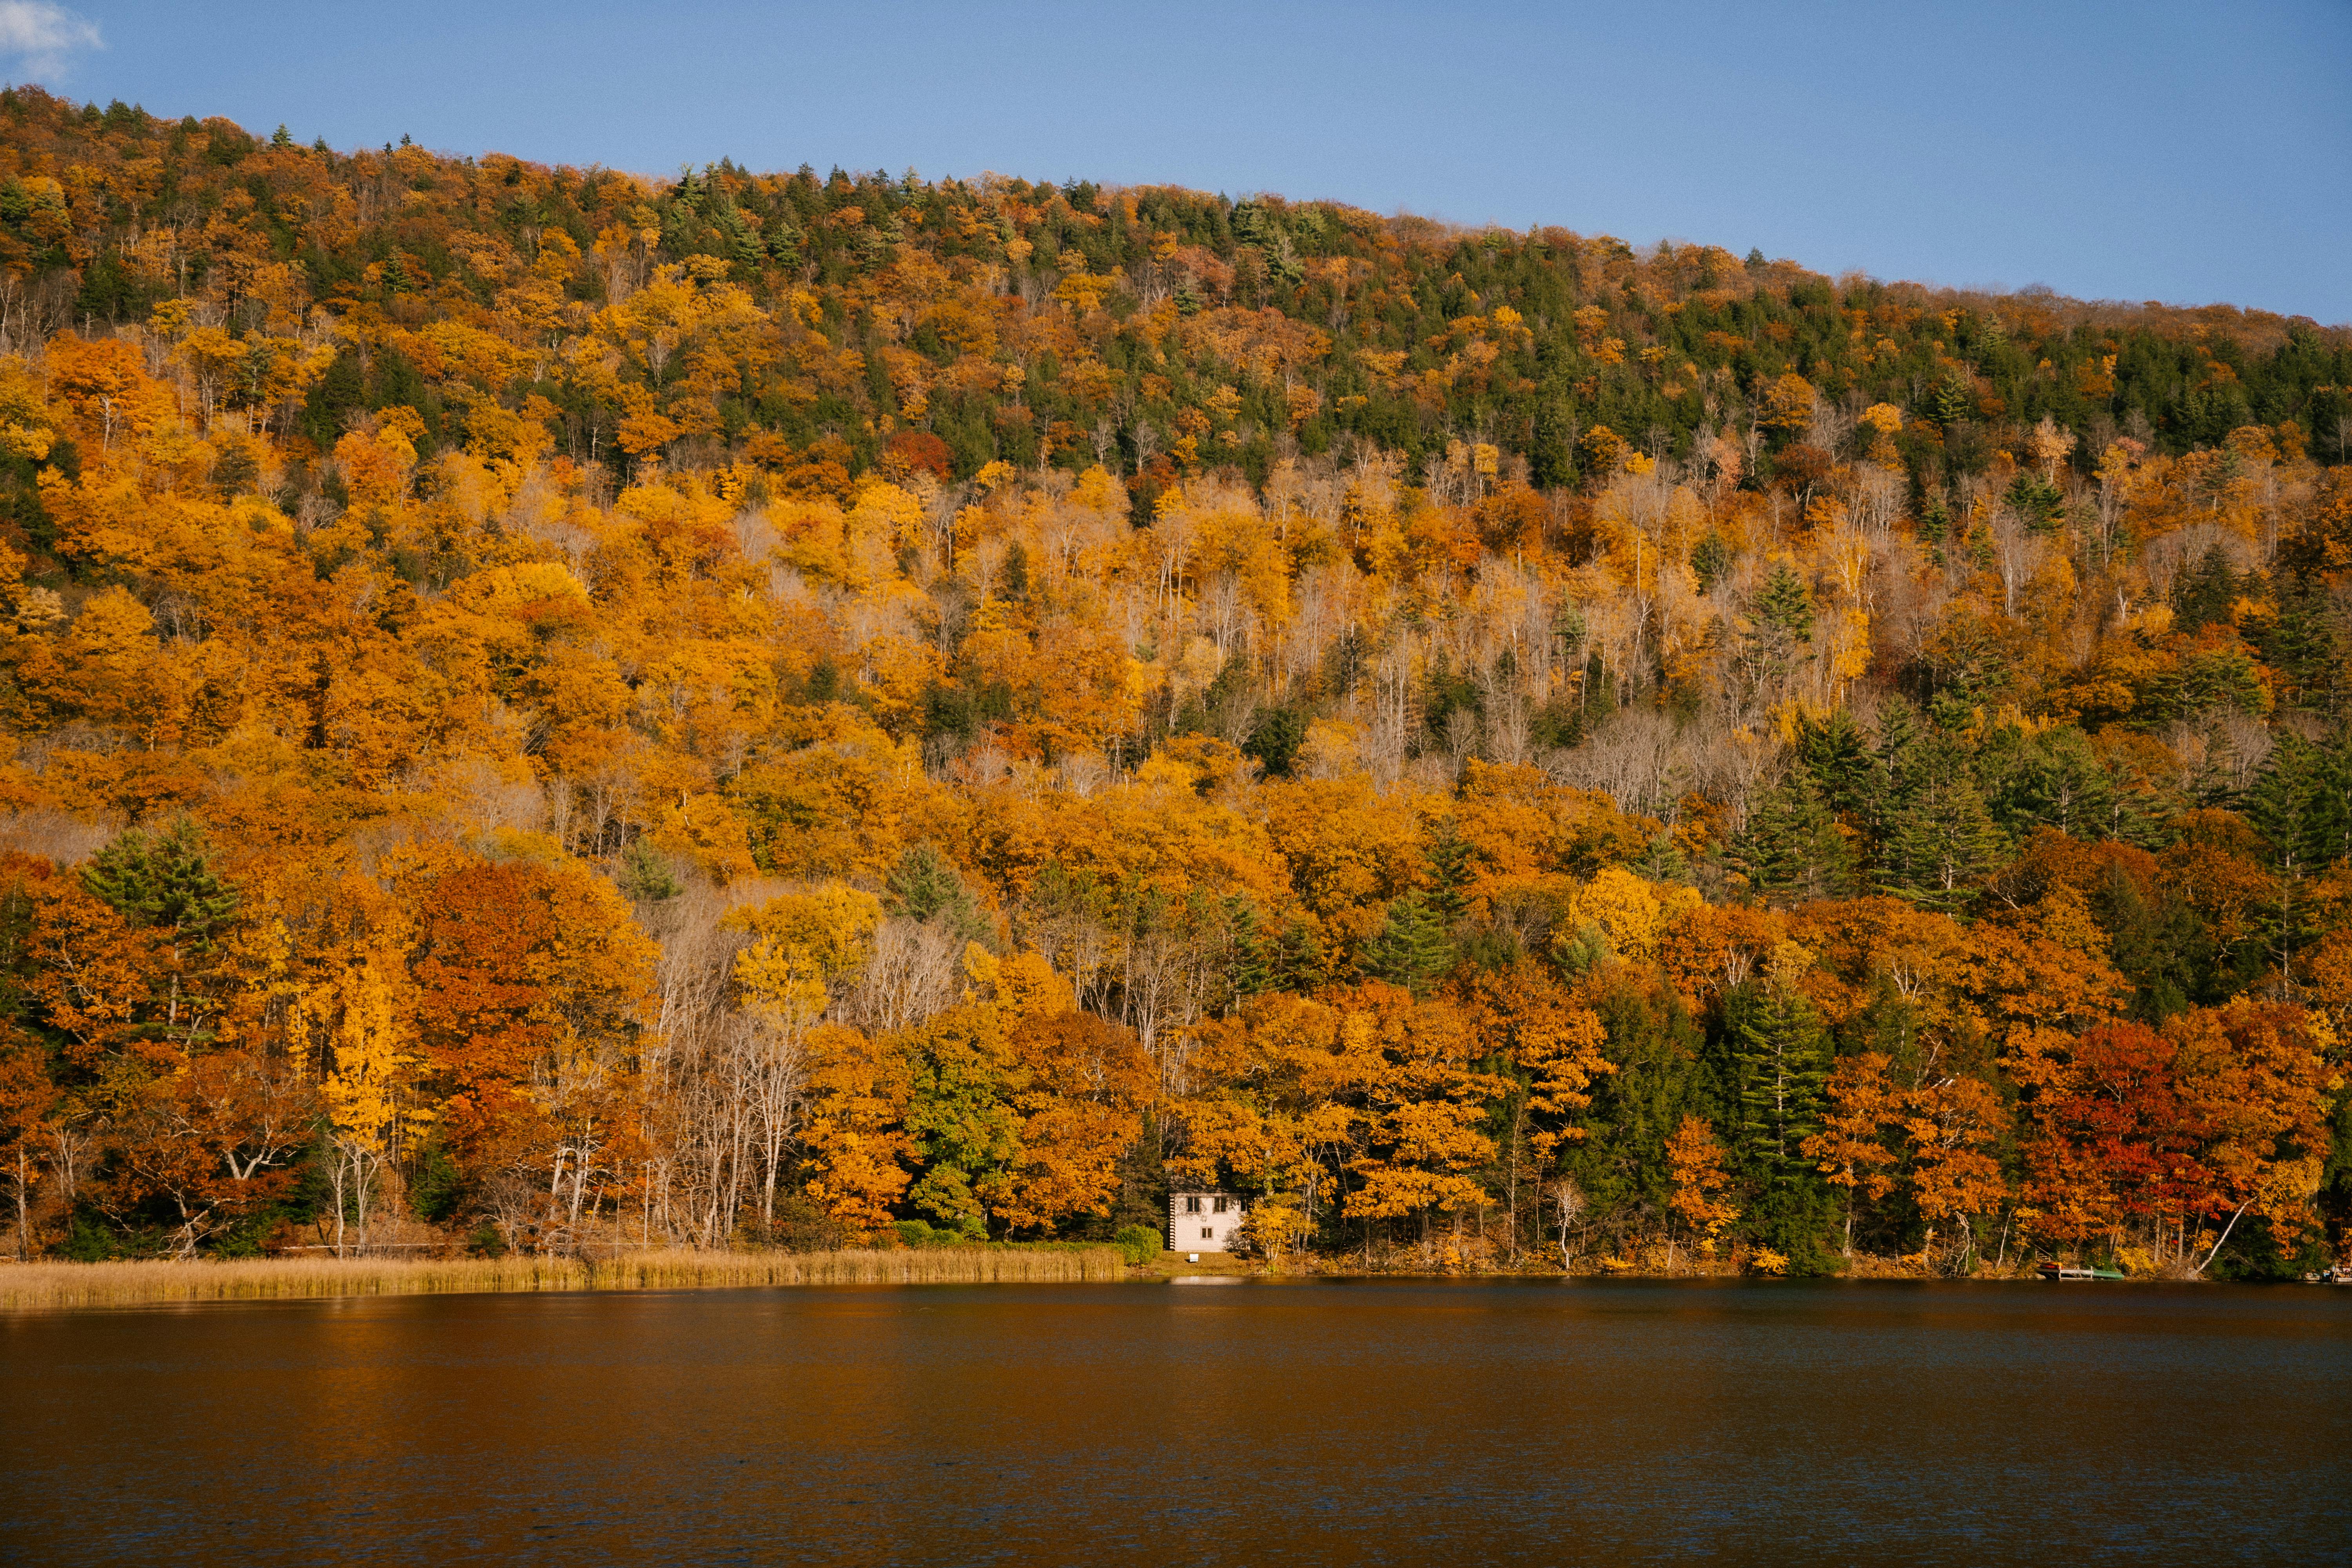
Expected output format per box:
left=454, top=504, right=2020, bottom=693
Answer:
left=5, top=1278, right=2348, bottom=1565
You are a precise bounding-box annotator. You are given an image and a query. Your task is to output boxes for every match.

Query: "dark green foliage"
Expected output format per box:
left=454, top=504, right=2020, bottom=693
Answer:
left=407, top=1134, right=467, bottom=1223
left=2004, top=471, right=2065, bottom=532
left=1717, top=978, right=1839, bottom=1271
left=1359, top=890, right=1455, bottom=995
left=1243, top=703, right=1308, bottom=778
left=617, top=838, right=683, bottom=902
left=2091, top=862, right=2216, bottom=1021
left=1425, top=818, right=1474, bottom=927
left=1689, top=530, right=1731, bottom=595
left=81, top=817, right=240, bottom=944
left=1978, top=724, right=2121, bottom=842
left=1722, top=981, right=1829, bottom=1177
left=1112, top=1223, right=1162, bottom=1265
left=1750, top=561, right=1816, bottom=643
left=1875, top=766, right=2005, bottom=915
left=1266, top=916, right=1328, bottom=994
left=1795, top=708, right=1877, bottom=824
left=1530, top=392, right=1577, bottom=488
left=2258, top=578, right=2348, bottom=717
left=887, top=844, right=991, bottom=945
left=1733, top=769, right=1850, bottom=906
left=1562, top=976, right=1711, bottom=1218
left=2170, top=543, right=2241, bottom=634
left=1736, top=563, right=1816, bottom=698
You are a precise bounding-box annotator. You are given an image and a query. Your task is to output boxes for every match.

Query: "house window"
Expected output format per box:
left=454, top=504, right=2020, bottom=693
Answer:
left=1212, top=1196, right=1229, bottom=1214
left=1184, top=1196, right=1201, bottom=1214
left=1201, top=1227, right=1214, bottom=1239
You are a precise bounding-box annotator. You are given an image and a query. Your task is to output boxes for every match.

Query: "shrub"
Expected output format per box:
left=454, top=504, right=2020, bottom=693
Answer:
left=1113, top=1224, right=1162, bottom=1266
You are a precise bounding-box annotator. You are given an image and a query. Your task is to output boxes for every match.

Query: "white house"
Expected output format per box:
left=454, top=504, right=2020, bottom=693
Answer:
left=1169, top=1191, right=1247, bottom=1252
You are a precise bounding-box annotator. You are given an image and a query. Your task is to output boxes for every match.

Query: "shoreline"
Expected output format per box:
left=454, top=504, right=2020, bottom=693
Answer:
left=0, top=1246, right=1128, bottom=1311
left=6, top=1247, right=2239, bottom=1309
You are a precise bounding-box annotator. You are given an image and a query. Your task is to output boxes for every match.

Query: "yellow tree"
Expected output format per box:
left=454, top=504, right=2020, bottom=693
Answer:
left=1899, top=1074, right=2011, bottom=1271
left=1666, top=1114, right=1738, bottom=1262
left=798, top=1023, right=914, bottom=1234
left=1802, top=1050, right=1902, bottom=1257
left=989, top=1010, right=1151, bottom=1234
left=2168, top=1001, right=2338, bottom=1276
left=293, top=956, right=428, bottom=1257
left=1174, top=993, right=1357, bottom=1265
left=1335, top=983, right=1509, bottom=1263
left=728, top=884, right=884, bottom=1226
left=1457, top=963, right=1612, bottom=1257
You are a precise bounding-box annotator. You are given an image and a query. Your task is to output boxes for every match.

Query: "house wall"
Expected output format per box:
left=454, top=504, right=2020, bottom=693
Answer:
left=1169, top=1192, right=1246, bottom=1253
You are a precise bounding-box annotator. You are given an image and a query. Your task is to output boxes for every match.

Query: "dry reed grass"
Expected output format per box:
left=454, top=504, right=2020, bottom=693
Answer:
left=0, top=1245, right=1127, bottom=1310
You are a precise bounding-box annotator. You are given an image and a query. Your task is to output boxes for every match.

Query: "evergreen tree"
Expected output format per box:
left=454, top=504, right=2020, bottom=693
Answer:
left=2306, top=727, right=2352, bottom=867
left=1359, top=891, right=1455, bottom=995
left=1724, top=979, right=1830, bottom=1182
left=888, top=843, right=990, bottom=945
left=1979, top=724, right=2119, bottom=842
left=1223, top=896, right=1271, bottom=1003
left=1425, top=819, right=1474, bottom=927
left=1739, top=562, right=1817, bottom=694
left=1530, top=390, right=1576, bottom=489
left=1267, top=916, right=1327, bottom=995
left=1876, top=766, right=2005, bottom=916
left=1689, top=530, right=1731, bottom=596
left=1796, top=708, right=1878, bottom=825
left=1562, top=973, right=1712, bottom=1217
left=1867, top=699, right=1930, bottom=844
left=617, top=838, right=682, bottom=902
left=2258, top=579, right=2345, bottom=717
left=2244, top=732, right=2341, bottom=982
left=1732, top=769, right=1849, bottom=906
left=2170, top=542, right=2240, bottom=634
left=81, top=816, right=240, bottom=946
left=1716, top=965, right=1840, bottom=1269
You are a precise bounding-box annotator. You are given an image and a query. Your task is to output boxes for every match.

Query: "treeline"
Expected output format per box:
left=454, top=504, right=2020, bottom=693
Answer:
left=0, top=89, right=2347, bottom=1275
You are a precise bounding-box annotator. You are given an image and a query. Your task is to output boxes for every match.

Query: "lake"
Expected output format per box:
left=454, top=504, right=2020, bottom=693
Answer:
left=4, top=1278, right=2348, bottom=1564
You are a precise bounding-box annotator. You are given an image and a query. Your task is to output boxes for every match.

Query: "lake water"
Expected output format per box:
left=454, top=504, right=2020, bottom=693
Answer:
left=4, top=1278, right=2347, bottom=1565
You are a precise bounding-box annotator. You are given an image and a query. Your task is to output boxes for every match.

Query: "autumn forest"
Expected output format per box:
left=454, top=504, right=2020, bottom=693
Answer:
left=3, top=87, right=2351, bottom=1280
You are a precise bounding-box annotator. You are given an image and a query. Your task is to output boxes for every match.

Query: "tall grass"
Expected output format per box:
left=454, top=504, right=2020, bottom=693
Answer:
left=0, top=1245, right=1127, bottom=1310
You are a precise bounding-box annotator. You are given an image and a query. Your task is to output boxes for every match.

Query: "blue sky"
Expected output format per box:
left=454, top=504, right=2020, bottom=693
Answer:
left=8, top=1, right=2348, bottom=322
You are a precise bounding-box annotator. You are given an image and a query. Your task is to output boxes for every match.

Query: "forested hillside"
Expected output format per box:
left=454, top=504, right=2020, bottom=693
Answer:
left=2, top=87, right=2348, bottom=1276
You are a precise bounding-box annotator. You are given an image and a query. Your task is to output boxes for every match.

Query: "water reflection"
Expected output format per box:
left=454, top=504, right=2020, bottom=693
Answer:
left=4, top=1279, right=2347, bottom=1564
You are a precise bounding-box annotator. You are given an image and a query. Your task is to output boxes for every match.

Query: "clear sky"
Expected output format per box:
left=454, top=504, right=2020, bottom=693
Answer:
left=7, top=0, right=2348, bottom=322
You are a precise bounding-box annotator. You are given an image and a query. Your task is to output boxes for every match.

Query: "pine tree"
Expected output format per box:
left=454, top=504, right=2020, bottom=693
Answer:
left=1877, top=768, right=2004, bottom=916
left=1359, top=891, right=1455, bottom=995
left=2296, top=726, right=2352, bottom=867
left=1425, top=819, right=1473, bottom=927
left=1980, top=724, right=2118, bottom=842
left=1732, top=769, right=1849, bottom=906
left=2259, top=579, right=2344, bottom=716
left=81, top=816, right=240, bottom=946
left=888, top=844, right=989, bottom=944
left=1268, top=916, right=1327, bottom=995
left=2246, top=733, right=2327, bottom=981
left=1867, top=699, right=1929, bottom=846
left=2169, top=542, right=2240, bottom=634
left=1737, top=562, right=1817, bottom=700
left=617, top=839, right=682, bottom=902
left=1223, top=896, right=1271, bottom=1003
left=1530, top=390, right=1576, bottom=489
left=1796, top=707, right=1878, bottom=825
left=1689, top=531, right=1731, bottom=595
left=1726, top=980, right=1830, bottom=1184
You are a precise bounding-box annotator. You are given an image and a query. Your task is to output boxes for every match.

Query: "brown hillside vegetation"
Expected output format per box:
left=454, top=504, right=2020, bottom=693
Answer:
left=0, top=87, right=2348, bottom=1279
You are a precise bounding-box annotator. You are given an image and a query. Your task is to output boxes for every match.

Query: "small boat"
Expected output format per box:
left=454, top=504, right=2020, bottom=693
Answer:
left=2037, top=1263, right=2128, bottom=1281
left=2302, top=1266, right=2352, bottom=1285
